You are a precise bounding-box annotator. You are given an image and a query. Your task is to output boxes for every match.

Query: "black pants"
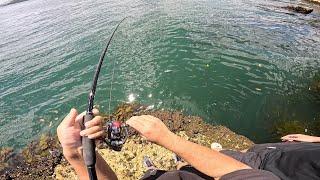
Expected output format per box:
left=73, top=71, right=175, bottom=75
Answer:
left=141, top=165, right=212, bottom=180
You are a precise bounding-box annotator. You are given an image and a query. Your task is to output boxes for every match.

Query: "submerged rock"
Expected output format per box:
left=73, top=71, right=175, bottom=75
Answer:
left=309, top=79, right=320, bottom=94
left=308, top=73, right=320, bottom=104
left=282, top=5, right=313, bottom=14
left=272, top=120, right=307, bottom=139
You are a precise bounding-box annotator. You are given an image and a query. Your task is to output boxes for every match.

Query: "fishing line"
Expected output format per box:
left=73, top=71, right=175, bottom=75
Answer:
left=108, top=46, right=117, bottom=116
left=83, top=17, right=128, bottom=180
left=108, top=17, right=131, bottom=116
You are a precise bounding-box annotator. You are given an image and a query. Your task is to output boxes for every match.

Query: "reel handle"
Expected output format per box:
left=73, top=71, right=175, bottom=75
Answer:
left=82, top=113, right=96, bottom=166
left=105, top=121, right=128, bottom=151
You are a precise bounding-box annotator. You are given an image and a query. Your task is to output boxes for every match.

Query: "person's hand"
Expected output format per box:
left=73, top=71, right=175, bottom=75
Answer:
left=126, top=115, right=173, bottom=145
left=57, top=108, right=104, bottom=159
left=281, top=134, right=320, bottom=143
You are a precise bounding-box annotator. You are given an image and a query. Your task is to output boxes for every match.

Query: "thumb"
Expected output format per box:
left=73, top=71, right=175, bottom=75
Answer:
left=61, top=108, right=78, bottom=127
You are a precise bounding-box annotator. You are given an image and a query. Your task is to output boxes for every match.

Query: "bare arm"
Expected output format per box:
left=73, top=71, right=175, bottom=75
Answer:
left=162, top=132, right=250, bottom=178
left=126, top=115, right=251, bottom=178
left=64, top=149, right=117, bottom=180
left=281, top=134, right=320, bottom=143
left=57, top=108, right=117, bottom=180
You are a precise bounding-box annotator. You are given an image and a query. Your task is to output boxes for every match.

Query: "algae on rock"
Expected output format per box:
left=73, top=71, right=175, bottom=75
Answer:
left=55, top=104, right=254, bottom=180
left=1, top=104, right=254, bottom=179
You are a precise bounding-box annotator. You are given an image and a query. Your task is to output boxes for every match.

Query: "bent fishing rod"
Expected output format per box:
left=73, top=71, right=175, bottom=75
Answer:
left=82, top=17, right=127, bottom=180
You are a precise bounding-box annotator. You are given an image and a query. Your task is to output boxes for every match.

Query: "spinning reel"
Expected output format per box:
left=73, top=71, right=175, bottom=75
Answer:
left=104, top=120, right=128, bottom=151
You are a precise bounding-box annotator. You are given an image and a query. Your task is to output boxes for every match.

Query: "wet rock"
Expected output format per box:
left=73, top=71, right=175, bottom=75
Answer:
left=55, top=104, right=253, bottom=180
left=282, top=5, right=313, bottom=14
left=2, top=103, right=254, bottom=179
left=271, top=120, right=307, bottom=139
left=306, top=0, right=320, bottom=5
left=0, top=134, right=63, bottom=179
left=0, top=147, right=14, bottom=163
left=309, top=79, right=320, bottom=94
left=308, top=73, right=320, bottom=104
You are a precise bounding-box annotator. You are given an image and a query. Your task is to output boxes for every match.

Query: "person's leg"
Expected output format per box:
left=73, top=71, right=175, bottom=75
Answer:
left=141, top=156, right=167, bottom=180
left=141, top=169, right=168, bottom=180
left=176, top=161, right=189, bottom=170
left=174, top=154, right=213, bottom=180
left=179, top=164, right=213, bottom=180
left=173, top=154, right=189, bottom=170
left=220, top=150, right=262, bottom=169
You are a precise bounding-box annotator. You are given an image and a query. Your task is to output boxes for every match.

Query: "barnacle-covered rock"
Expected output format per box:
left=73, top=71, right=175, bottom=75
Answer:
left=1, top=104, right=254, bottom=179
left=0, top=134, right=63, bottom=179
left=282, top=5, right=313, bottom=14
left=55, top=104, right=253, bottom=180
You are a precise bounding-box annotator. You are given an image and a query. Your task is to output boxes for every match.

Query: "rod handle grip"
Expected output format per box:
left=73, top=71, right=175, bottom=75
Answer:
left=82, top=113, right=96, bottom=166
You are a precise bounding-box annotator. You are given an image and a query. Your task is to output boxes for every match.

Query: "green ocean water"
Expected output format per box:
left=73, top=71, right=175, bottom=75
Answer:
left=0, top=0, right=320, bottom=149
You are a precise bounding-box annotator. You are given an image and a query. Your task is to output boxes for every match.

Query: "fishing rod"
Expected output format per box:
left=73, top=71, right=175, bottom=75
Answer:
left=82, top=17, right=127, bottom=180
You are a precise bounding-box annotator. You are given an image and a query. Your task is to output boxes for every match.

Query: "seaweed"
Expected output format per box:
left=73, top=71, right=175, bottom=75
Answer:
left=0, top=134, right=63, bottom=179
left=1, top=103, right=255, bottom=179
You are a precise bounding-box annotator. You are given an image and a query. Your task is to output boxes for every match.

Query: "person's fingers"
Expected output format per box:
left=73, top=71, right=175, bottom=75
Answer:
left=75, top=111, right=86, bottom=123
left=289, top=136, right=298, bottom=139
left=135, top=117, right=148, bottom=126
left=80, top=126, right=103, bottom=136
left=88, top=131, right=105, bottom=139
left=74, top=111, right=86, bottom=130
left=93, top=108, right=99, bottom=116
left=286, top=136, right=298, bottom=139
left=85, top=116, right=103, bottom=128
left=281, top=135, right=289, bottom=139
left=126, top=116, right=139, bottom=125
left=145, top=115, right=157, bottom=119
left=290, top=134, right=300, bottom=137
left=61, top=108, right=78, bottom=127
left=133, top=117, right=147, bottom=128
left=281, top=137, right=294, bottom=141
left=75, top=109, right=100, bottom=130
left=75, top=109, right=99, bottom=123
left=281, top=134, right=299, bottom=140
left=142, top=115, right=163, bottom=124
left=126, top=116, right=145, bottom=131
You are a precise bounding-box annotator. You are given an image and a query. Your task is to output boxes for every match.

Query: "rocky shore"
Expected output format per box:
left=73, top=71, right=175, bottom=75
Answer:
left=307, top=0, right=320, bottom=4
left=0, top=104, right=253, bottom=180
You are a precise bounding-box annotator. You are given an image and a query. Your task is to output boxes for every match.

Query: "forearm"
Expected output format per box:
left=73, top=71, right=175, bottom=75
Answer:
left=63, top=148, right=87, bottom=178
left=313, top=136, right=320, bottom=143
left=63, top=149, right=117, bottom=180
left=160, top=132, right=250, bottom=178
left=95, top=152, right=118, bottom=180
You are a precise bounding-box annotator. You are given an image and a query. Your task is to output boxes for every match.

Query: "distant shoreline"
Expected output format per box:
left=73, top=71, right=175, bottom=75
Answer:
left=0, top=0, right=28, bottom=7
left=307, top=0, right=320, bottom=4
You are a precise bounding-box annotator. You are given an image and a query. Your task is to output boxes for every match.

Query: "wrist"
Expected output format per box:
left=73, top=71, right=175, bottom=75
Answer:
left=63, top=147, right=82, bottom=160
left=157, top=131, right=178, bottom=149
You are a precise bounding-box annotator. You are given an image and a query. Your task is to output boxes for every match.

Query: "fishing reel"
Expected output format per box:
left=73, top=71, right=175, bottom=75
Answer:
left=104, top=120, right=128, bottom=151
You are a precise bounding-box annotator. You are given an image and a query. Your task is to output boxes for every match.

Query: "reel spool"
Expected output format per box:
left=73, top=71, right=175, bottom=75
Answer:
left=104, top=120, right=128, bottom=151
